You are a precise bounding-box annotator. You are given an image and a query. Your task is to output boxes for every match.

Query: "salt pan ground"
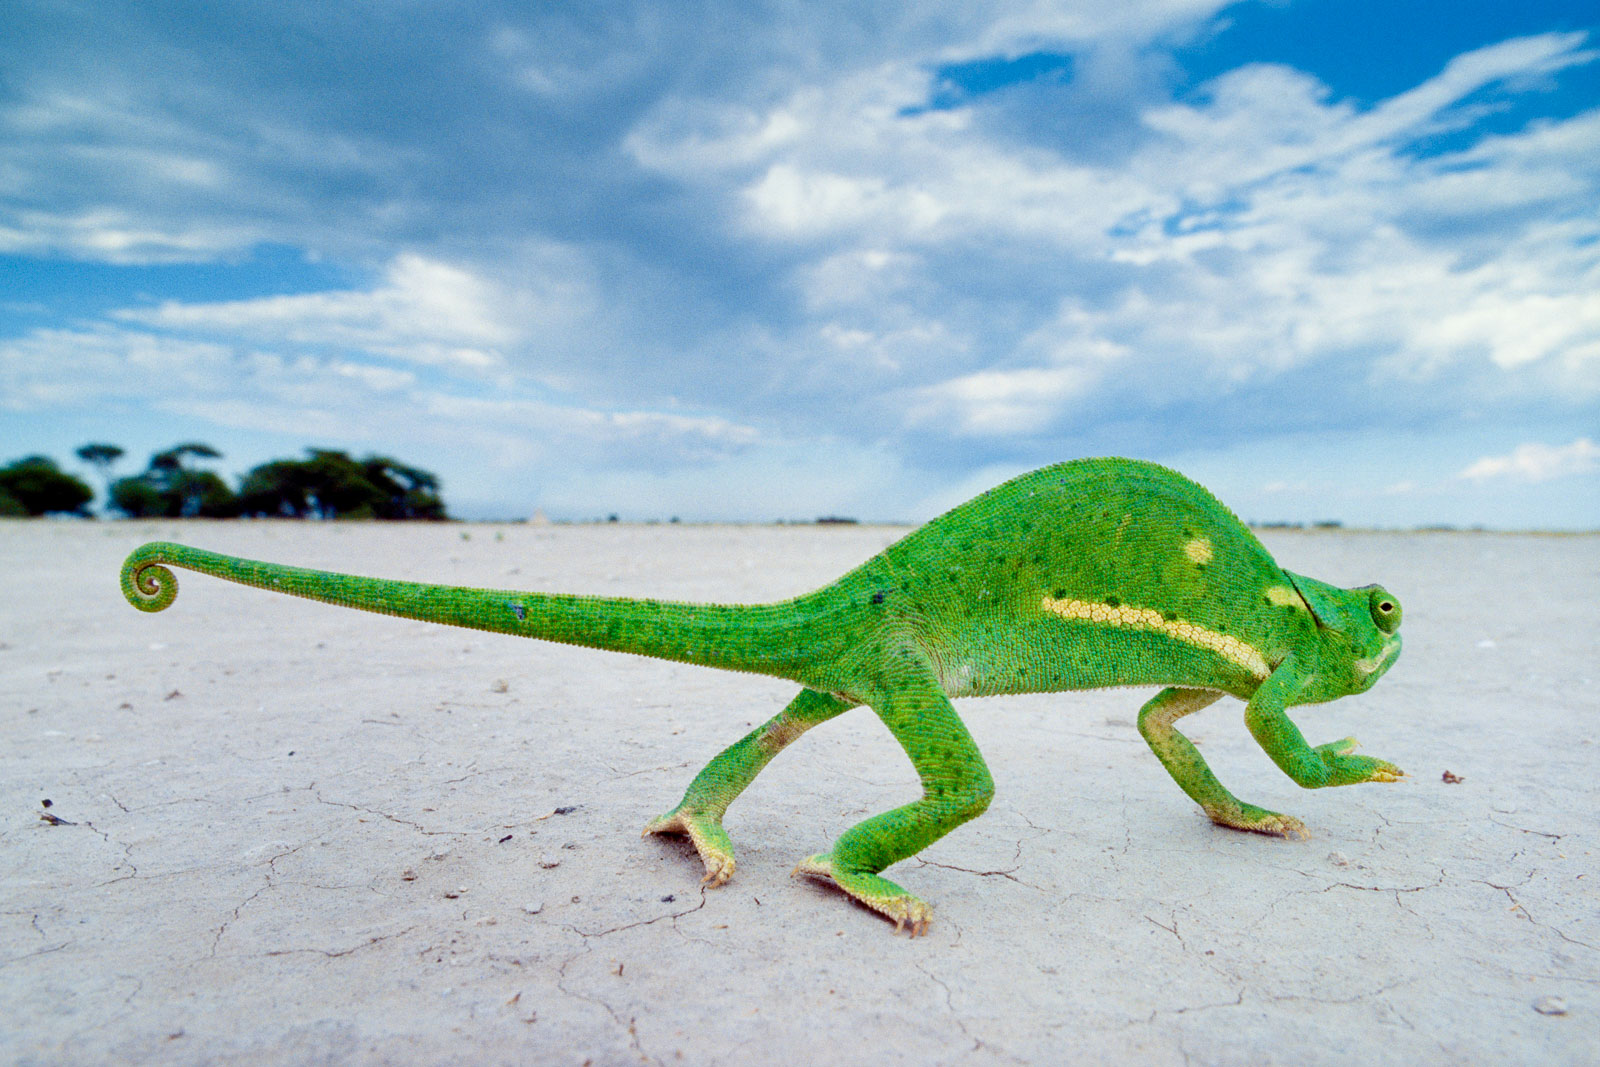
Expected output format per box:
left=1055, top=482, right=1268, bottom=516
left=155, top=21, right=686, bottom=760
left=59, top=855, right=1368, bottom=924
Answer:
left=4, top=519, right=1595, bottom=1065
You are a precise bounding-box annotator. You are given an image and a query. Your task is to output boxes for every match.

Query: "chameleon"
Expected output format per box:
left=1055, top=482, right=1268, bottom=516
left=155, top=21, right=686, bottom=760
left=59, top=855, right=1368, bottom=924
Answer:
left=120, top=457, right=1404, bottom=935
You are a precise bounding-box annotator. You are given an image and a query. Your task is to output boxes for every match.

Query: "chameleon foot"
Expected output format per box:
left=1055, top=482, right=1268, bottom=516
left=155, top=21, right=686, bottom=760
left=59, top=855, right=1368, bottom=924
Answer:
left=1314, top=737, right=1406, bottom=785
left=1204, top=802, right=1308, bottom=840
left=793, top=854, right=932, bottom=936
left=642, top=809, right=737, bottom=887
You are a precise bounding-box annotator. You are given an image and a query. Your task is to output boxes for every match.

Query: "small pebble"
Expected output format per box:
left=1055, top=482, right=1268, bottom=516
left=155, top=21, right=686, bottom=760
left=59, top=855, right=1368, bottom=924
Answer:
left=1533, top=996, right=1568, bottom=1016
left=1328, top=851, right=1349, bottom=867
left=522, top=902, right=545, bottom=915
left=539, top=853, right=561, bottom=869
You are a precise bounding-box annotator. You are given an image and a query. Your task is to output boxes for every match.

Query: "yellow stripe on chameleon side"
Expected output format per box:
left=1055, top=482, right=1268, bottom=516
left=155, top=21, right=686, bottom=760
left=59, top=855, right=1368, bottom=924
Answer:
left=1039, top=596, right=1271, bottom=679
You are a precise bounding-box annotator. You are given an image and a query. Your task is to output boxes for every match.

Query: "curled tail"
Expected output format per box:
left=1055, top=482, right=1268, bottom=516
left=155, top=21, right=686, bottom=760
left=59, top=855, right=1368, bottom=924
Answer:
left=121, top=541, right=813, bottom=679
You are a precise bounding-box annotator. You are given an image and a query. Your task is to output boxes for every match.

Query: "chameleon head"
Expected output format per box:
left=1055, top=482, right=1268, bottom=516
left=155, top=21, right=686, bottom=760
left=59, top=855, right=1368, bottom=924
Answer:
left=1284, top=573, right=1403, bottom=699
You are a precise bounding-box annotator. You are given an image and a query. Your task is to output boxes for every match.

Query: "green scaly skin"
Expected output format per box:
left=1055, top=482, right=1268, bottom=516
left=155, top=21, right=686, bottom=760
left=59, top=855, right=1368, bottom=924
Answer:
left=120, top=457, right=1405, bottom=935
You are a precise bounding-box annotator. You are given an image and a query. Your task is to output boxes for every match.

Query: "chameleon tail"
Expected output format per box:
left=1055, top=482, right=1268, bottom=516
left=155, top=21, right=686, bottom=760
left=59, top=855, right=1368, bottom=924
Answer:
left=120, top=541, right=811, bottom=679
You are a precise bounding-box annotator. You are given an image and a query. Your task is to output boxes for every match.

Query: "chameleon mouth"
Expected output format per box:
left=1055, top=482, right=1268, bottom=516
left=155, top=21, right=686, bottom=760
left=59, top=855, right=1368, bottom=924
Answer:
left=1355, top=633, right=1402, bottom=679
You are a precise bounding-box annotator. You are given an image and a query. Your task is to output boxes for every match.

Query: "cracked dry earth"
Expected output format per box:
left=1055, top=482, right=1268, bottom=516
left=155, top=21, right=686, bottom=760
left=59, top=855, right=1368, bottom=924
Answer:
left=4, top=520, right=1596, bottom=1066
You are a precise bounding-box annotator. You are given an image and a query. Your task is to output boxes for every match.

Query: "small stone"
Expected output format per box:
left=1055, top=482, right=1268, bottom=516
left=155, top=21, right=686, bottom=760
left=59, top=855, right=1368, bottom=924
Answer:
left=1327, top=851, right=1349, bottom=867
left=539, top=853, right=561, bottom=869
left=491, top=679, right=509, bottom=694
left=1533, top=996, right=1568, bottom=1016
left=401, top=868, right=417, bottom=881
left=522, top=901, right=544, bottom=914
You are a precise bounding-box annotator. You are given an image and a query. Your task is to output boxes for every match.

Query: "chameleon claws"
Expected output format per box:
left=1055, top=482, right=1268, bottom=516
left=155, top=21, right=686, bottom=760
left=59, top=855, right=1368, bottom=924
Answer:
left=794, top=854, right=933, bottom=936
left=643, top=809, right=737, bottom=887
left=1205, top=803, right=1309, bottom=840
left=699, top=855, right=735, bottom=888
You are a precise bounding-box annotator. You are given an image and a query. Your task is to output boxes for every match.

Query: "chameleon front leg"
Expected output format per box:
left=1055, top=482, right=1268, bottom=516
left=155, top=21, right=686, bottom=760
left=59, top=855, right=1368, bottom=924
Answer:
left=1243, top=656, right=1405, bottom=790
left=1137, top=685, right=1308, bottom=839
left=644, top=687, right=854, bottom=886
left=794, top=650, right=994, bottom=935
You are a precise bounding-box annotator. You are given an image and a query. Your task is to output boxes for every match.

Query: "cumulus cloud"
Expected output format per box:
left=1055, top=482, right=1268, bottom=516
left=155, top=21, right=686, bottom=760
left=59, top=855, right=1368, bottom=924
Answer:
left=623, top=29, right=1600, bottom=451
left=2, top=2, right=1597, bottom=524
left=1458, top=438, right=1600, bottom=482
left=112, top=254, right=529, bottom=370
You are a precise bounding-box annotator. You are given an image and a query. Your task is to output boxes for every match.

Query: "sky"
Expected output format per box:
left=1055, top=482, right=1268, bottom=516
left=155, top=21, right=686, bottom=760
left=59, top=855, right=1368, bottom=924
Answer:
left=2, top=0, right=1597, bottom=528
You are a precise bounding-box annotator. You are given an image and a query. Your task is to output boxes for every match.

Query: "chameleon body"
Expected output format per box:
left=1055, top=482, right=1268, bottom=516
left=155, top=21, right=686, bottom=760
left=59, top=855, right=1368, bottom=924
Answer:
left=120, top=458, right=1404, bottom=934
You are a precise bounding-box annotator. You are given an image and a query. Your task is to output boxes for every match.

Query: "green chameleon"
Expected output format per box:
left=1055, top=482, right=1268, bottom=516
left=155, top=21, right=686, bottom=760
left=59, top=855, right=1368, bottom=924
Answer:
left=120, top=457, right=1403, bottom=935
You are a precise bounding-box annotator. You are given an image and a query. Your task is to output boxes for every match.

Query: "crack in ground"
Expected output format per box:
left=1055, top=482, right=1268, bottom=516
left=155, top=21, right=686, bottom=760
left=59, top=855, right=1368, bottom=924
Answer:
left=1487, top=816, right=1564, bottom=840
left=601, top=761, right=691, bottom=782
left=558, top=890, right=710, bottom=940
left=915, top=962, right=981, bottom=1056
left=1319, top=872, right=1447, bottom=896
left=67, top=815, right=141, bottom=888
left=208, top=842, right=309, bottom=957
left=1481, top=880, right=1599, bottom=952
left=313, top=790, right=476, bottom=837
left=1145, top=909, right=1241, bottom=985
left=1137, top=987, right=1248, bottom=1025
left=211, top=883, right=271, bottom=959
left=1265, top=978, right=1413, bottom=1008
left=262, top=925, right=417, bottom=959
left=910, top=825, right=1046, bottom=890
left=554, top=939, right=663, bottom=1067
left=0, top=936, right=71, bottom=968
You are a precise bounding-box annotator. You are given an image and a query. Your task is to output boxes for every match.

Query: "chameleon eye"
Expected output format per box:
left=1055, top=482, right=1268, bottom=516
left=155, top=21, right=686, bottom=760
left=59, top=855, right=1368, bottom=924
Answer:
left=1368, top=588, right=1401, bottom=633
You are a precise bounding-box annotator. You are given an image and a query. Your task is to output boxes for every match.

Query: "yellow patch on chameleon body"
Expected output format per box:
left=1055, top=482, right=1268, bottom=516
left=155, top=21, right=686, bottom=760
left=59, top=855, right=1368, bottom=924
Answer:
left=1184, top=538, right=1214, bottom=564
left=1265, top=585, right=1302, bottom=608
left=1040, top=596, right=1270, bottom=679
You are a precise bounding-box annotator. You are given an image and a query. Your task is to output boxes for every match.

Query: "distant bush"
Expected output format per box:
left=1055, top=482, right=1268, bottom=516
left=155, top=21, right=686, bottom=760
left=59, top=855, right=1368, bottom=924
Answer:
left=234, top=450, right=447, bottom=520
left=110, top=443, right=238, bottom=518
left=0, top=456, right=94, bottom=516
left=21, top=442, right=450, bottom=520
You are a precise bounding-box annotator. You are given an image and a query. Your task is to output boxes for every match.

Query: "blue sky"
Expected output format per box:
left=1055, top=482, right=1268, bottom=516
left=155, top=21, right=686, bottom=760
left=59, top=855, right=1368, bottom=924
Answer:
left=2, top=0, right=1597, bottom=527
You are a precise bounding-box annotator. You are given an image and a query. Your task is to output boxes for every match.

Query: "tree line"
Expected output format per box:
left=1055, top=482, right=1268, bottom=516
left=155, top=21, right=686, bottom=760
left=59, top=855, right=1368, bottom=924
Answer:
left=0, top=443, right=449, bottom=520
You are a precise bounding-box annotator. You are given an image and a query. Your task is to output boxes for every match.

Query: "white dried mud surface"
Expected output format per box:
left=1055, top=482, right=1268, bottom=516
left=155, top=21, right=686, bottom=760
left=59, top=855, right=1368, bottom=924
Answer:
left=3, top=520, right=1595, bottom=1065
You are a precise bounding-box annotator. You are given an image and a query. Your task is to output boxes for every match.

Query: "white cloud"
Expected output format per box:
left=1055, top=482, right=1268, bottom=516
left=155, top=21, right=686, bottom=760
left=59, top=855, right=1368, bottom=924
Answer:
left=1458, top=438, right=1600, bottom=482
left=112, top=254, right=532, bottom=370
left=0, top=207, right=258, bottom=264
left=0, top=312, right=759, bottom=472
left=3, top=4, right=1598, bottom=526
left=909, top=365, right=1100, bottom=436
left=623, top=31, right=1600, bottom=440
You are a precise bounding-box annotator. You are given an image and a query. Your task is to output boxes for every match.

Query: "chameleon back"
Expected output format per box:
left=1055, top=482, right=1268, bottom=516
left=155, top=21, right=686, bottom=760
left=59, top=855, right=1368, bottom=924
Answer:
left=837, top=458, right=1296, bottom=698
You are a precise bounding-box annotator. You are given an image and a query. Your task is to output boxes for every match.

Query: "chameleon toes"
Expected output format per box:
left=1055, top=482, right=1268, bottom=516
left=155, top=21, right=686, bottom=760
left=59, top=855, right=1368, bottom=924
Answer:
left=1206, top=803, right=1309, bottom=840
left=644, top=809, right=738, bottom=887
left=794, top=854, right=934, bottom=935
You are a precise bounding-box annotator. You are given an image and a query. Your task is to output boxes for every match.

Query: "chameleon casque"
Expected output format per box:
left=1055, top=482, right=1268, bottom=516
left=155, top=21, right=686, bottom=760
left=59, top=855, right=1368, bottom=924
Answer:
left=120, top=457, right=1404, bottom=934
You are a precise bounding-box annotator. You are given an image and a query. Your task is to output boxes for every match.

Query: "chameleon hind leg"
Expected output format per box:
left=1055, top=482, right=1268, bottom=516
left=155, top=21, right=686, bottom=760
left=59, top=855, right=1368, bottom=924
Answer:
left=794, top=651, right=994, bottom=935
left=1137, top=686, right=1307, bottom=839
left=644, top=687, right=854, bottom=886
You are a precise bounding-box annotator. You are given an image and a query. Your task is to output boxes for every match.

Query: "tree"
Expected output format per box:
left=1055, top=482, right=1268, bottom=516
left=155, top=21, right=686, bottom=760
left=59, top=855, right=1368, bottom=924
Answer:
left=75, top=442, right=123, bottom=487
left=360, top=455, right=448, bottom=520
left=108, top=476, right=170, bottom=519
left=110, top=443, right=237, bottom=518
left=235, top=450, right=448, bottom=520
left=76, top=442, right=125, bottom=515
left=0, top=456, right=94, bottom=516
